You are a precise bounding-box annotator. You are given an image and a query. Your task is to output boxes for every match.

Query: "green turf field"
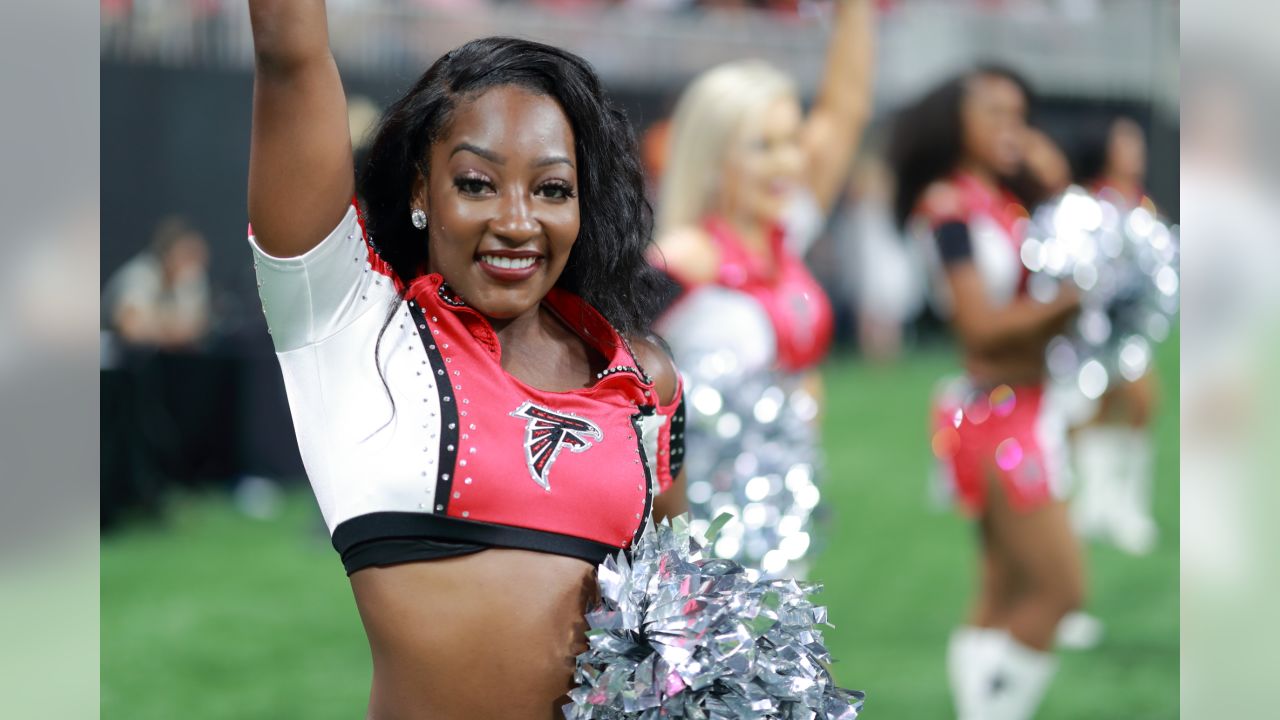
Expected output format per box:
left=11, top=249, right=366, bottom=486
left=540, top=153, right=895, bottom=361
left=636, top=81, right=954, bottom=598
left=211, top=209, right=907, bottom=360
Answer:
left=101, top=337, right=1178, bottom=719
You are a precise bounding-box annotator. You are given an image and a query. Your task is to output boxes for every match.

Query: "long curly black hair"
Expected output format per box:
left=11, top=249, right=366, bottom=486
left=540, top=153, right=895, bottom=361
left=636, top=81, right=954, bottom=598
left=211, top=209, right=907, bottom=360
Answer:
left=887, top=64, right=1033, bottom=229
left=358, top=36, right=665, bottom=336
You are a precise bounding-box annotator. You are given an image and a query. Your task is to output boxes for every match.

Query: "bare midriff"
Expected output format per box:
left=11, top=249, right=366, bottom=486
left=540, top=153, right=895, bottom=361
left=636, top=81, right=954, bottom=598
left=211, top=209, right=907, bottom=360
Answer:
left=350, top=548, right=597, bottom=720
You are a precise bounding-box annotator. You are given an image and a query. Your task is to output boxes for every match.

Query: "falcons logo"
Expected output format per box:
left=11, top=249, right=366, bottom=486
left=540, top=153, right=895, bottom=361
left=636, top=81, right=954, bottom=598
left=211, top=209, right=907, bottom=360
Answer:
left=510, top=402, right=603, bottom=491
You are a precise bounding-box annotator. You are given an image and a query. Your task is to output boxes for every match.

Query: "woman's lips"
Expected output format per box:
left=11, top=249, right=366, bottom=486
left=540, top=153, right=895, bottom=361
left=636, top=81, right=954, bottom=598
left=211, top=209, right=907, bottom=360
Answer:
left=476, top=253, right=542, bottom=282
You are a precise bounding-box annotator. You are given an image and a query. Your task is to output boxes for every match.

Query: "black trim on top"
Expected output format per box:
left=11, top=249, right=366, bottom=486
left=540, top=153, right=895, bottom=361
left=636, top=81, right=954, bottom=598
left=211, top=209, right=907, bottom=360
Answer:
left=668, top=394, right=687, bottom=479
left=629, top=409, right=656, bottom=548
left=332, top=512, right=621, bottom=569
left=407, top=298, right=460, bottom=515
left=437, top=282, right=467, bottom=307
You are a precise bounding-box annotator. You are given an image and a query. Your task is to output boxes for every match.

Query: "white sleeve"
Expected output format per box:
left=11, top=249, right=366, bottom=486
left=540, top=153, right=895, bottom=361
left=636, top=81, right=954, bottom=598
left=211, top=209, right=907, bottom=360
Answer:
left=248, top=203, right=401, bottom=352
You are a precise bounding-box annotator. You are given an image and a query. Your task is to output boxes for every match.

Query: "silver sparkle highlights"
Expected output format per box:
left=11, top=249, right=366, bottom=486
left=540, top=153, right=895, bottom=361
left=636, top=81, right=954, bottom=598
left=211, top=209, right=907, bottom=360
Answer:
left=1021, top=186, right=1180, bottom=397
left=565, top=514, right=863, bottom=720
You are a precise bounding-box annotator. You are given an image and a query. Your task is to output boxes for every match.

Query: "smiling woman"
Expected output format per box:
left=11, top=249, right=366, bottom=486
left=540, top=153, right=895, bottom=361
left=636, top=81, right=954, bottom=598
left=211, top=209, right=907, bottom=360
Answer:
left=412, top=87, right=582, bottom=323
left=245, top=3, right=683, bottom=718
left=357, top=37, right=665, bottom=341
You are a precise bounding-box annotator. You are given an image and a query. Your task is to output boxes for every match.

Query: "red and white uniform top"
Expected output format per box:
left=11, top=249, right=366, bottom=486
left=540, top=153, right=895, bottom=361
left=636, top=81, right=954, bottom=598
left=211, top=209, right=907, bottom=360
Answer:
left=250, top=202, right=683, bottom=572
left=915, top=171, right=1030, bottom=317
left=659, top=210, right=834, bottom=374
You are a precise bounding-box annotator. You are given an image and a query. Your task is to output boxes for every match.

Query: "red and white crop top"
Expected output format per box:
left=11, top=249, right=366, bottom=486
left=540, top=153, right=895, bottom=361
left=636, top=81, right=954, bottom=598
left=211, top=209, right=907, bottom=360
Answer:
left=915, top=171, right=1029, bottom=316
left=249, top=202, right=684, bottom=573
left=661, top=216, right=834, bottom=373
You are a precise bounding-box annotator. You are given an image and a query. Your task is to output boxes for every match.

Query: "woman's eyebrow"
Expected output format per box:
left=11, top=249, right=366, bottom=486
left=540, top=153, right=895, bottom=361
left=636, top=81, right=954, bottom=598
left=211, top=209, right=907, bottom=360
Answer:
left=534, top=155, right=574, bottom=169
left=450, top=144, right=573, bottom=170
left=450, top=142, right=504, bottom=164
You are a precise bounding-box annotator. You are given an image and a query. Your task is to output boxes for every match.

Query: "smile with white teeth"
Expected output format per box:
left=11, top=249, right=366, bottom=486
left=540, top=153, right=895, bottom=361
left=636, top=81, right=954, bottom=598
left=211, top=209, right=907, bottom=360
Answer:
left=479, top=255, right=538, bottom=270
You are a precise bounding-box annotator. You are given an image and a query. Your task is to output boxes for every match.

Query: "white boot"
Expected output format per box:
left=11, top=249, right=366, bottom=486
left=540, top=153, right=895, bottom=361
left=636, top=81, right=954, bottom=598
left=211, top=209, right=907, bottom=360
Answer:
left=947, top=626, right=1005, bottom=720
left=983, top=636, right=1058, bottom=720
left=1055, top=609, right=1104, bottom=651
left=1110, top=427, right=1158, bottom=555
left=1070, top=426, right=1126, bottom=541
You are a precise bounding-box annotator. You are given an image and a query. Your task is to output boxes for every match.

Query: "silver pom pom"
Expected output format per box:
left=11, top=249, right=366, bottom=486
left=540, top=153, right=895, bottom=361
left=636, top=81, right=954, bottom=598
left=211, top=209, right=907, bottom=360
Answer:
left=678, top=350, right=823, bottom=580
left=565, top=515, right=863, bottom=720
left=1022, top=186, right=1179, bottom=398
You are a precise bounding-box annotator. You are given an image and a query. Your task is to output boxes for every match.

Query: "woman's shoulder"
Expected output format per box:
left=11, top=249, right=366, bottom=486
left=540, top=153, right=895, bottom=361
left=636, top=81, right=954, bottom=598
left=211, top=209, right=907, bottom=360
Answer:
left=651, top=225, right=719, bottom=286
left=627, top=334, right=681, bottom=406
left=918, top=180, right=968, bottom=225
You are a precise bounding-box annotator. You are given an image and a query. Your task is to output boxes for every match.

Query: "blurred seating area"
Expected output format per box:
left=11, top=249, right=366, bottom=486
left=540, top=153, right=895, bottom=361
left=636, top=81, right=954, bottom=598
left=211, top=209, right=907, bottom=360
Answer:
left=102, top=0, right=1177, bottom=107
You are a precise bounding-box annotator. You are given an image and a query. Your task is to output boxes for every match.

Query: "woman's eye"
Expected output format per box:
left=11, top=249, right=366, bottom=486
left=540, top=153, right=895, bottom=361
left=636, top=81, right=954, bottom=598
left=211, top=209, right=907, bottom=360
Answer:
left=454, top=177, right=493, bottom=196
left=538, top=182, right=576, bottom=200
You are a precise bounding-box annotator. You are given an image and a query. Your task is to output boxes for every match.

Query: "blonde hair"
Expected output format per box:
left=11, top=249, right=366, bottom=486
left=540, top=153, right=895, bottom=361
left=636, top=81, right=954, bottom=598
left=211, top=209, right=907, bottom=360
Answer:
left=656, top=60, right=797, bottom=239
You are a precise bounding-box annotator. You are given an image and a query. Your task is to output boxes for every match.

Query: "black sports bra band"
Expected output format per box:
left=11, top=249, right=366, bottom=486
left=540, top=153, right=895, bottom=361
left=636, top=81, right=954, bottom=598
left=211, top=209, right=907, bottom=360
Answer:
left=332, top=512, right=621, bottom=570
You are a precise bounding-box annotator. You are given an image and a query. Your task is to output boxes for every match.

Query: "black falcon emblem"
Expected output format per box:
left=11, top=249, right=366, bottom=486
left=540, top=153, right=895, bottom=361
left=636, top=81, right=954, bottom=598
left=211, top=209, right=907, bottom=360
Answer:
left=510, top=402, right=603, bottom=490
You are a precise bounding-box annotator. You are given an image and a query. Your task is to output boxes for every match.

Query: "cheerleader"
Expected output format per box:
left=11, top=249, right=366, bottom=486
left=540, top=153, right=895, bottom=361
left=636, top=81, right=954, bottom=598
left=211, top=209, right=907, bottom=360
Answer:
left=889, top=67, right=1084, bottom=720
left=245, top=3, right=683, bottom=717
left=650, top=0, right=875, bottom=576
left=1068, top=116, right=1161, bottom=555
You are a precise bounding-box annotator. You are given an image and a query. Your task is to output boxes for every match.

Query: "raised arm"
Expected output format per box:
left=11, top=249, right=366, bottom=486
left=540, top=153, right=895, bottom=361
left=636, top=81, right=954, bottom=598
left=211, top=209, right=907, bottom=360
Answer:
left=801, top=0, right=876, bottom=214
left=247, top=0, right=354, bottom=258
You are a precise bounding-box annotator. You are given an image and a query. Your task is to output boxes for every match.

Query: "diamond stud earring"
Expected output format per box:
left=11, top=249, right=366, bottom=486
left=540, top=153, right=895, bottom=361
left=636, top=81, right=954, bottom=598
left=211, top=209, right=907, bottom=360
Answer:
left=410, top=208, right=428, bottom=230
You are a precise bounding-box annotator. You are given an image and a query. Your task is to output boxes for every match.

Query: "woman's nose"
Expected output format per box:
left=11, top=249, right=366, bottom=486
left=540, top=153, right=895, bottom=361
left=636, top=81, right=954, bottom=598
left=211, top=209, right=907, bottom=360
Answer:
left=489, top=191, right=540, bottom=244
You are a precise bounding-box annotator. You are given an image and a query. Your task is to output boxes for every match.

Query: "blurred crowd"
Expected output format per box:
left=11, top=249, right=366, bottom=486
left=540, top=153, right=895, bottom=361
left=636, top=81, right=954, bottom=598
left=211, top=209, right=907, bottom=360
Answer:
left=102, top=0, right=1139, bottom=17
left=99, top=0, right=1050, bottom=18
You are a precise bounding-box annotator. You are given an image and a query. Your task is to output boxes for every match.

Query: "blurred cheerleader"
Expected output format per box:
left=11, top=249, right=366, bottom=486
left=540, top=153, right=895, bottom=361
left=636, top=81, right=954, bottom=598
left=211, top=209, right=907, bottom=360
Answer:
left=649, top=0, right=875, bottom=576
left=890, top=68, right=1084, bottom=720
left=1067, top=116, right=1161, bottom=555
